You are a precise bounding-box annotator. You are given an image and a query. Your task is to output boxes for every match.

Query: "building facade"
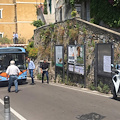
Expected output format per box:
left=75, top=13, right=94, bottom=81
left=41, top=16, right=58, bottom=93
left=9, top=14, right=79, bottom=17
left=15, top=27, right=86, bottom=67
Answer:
left=0, top=0, right=44, bottom=43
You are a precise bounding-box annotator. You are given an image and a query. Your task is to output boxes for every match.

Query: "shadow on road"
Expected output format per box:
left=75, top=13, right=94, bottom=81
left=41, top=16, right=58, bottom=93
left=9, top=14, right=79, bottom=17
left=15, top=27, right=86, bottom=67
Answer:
left=111, top=97, right=120, bottom=102
left=76, top=112, right=105, bottom=120
left=0, top=81, right=28, bottom=87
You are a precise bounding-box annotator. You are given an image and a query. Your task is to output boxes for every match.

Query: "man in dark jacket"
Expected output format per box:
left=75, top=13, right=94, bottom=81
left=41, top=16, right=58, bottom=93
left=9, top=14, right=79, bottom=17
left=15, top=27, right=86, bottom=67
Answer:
left=40, top=60, right=49, bottom=83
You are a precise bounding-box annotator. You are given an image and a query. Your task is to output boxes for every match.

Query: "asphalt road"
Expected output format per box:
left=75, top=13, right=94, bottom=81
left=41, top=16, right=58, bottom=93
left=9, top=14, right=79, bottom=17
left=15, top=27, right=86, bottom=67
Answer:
left=0, top=78, right=120, bottom=120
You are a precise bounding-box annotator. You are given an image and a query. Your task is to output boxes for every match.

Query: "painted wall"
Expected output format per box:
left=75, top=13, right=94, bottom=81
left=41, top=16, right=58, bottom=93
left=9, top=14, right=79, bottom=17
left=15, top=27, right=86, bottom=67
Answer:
left=0, top=0, right=44, bottom=43
left=17, top=22, right=36, bottom=42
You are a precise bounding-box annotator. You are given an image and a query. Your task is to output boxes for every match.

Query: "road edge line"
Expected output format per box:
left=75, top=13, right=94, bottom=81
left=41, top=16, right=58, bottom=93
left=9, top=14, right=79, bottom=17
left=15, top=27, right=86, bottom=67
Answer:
left=0, top=98, right=27, bottom=120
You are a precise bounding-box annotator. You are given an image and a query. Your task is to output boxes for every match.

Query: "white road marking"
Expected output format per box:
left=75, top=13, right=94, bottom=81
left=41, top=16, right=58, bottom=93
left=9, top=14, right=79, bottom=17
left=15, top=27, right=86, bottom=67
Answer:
left=0, top=98, right=27, bottom=120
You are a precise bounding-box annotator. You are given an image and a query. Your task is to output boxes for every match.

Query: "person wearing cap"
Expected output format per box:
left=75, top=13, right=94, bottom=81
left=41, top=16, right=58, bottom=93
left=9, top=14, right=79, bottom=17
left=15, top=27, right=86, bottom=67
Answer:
left=40, top=59, right=49, bottom=84
left=6, top=60, right=20, bottom=93
left=27, top=58, right=35, bottom=85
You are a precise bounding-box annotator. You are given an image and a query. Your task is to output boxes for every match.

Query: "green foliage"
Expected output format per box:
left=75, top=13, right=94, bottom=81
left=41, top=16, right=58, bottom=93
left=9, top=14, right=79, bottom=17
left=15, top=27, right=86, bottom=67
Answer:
left=26, top=41, right=34, bottom=52
left=28, top=48, right=38, bottom=59
left=90, top=0, right=120, bottom=27
left=37, top=73, right=42, bottom=80
left=88, top=83, right=96, bottom=90
left=18, top=37, right=26, bottom=44
left=49, top=23, right=55, bottom=30
left=71, top=10, right=77, bottom=17
left=37, top=73, right=47, bottom=80
left=44, top=0, right=48, bottom=14
left=26, top=41, right=38, bottom=59
left=31, top=20, right=44, bottom=28
left=97, top=81, right=110, bottom=94
left=0, top=36, right=12, bottom=44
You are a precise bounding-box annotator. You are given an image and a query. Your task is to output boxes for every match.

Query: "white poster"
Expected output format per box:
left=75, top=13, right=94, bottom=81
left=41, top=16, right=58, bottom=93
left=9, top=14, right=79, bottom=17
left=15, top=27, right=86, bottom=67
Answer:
left=74, top=66, right=84, bottom=75
left=103, top=56, right=111, bottom=73
left=69, top=65, right=74, bottom=72
left=68, top=46, right=75, bottom=64
left=55, top=46, right=63, bottom=67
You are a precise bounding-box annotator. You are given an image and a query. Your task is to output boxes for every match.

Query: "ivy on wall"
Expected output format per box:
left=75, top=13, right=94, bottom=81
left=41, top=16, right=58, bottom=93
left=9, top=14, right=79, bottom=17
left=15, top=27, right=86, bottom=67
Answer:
left=66, top=0, right=120, bottom=28
left=90, top=0, right=120, bottom=27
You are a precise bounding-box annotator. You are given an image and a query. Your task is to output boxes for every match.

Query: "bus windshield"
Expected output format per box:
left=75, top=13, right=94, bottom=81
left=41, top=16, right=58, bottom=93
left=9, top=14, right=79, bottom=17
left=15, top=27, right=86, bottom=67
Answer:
left=0, top=53, right=26, bottom=72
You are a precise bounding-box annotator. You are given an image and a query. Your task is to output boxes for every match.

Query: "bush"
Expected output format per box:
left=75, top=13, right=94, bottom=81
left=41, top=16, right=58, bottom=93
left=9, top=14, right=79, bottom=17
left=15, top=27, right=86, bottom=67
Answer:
left=37, top=73, right=47, bottom=80
left=71, top=10, right=77, bottom=17
left=18, top=37, right=26, bottom=44
left=97, top=81, right=110, bottom=94
left=88, top=83, right=96, bottom=90
left=28, top=48, right=38, bottom=59
left=37, top=74, right=42, bottom=80
left=31, top=20, right=44, bottom=28
left=0, top=36, right=12, bottom=44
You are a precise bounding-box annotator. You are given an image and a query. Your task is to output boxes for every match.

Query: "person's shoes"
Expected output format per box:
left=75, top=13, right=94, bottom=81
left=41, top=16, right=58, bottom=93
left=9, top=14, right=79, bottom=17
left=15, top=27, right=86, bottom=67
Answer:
left=8, top=90, right=10, bottom=93
left=15, top=91, right=18, bottom=93
left=30, top=83, right=35, bottom=85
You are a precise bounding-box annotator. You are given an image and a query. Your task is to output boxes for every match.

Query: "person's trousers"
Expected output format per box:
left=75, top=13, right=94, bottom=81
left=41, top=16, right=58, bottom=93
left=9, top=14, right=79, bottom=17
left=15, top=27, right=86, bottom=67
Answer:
left=8, top=75, right=18, bottom=92
left=42, top=71, right=49, bottom=83
left=29, top=69, right=34, bottom=83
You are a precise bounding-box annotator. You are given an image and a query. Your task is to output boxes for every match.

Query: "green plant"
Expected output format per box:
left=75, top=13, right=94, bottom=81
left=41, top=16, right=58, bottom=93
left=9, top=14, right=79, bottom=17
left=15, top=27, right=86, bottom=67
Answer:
left=97, top=81, right=110, bottom=94
left=88, top=83, right=96, bottom=90
left=49, top=23, right=55, bottom=30
left=37, top=73, right=47, bottom=80
left=28, top=48, right=38, bottom=59
left=26, top=41, right=34, bottom=53
left=0, top=36, right=12, bottom=44
left=90, top=0, right=120, bottom=27
left=44, top=0, right=48, bottom=14
left=69, top=28, right=78, bottom=40
left=102, top=84, right=110, bottom=94
left=31, top=20, right=44, bottom=28
left=18, top=37, right=26, bottom=44
left=37, top=74, right=42, bottom=80
left=71, top=10, right=77, bottom=17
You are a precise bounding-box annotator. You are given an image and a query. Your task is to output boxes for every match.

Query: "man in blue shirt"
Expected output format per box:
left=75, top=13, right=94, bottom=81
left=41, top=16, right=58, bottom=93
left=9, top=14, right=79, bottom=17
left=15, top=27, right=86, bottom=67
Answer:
left=27, top=58, right=35, bottom=85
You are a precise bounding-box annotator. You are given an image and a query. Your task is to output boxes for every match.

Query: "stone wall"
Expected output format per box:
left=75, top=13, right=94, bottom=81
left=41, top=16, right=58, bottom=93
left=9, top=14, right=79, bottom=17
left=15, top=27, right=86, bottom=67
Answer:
left=34, top=18, right=120, bottom=87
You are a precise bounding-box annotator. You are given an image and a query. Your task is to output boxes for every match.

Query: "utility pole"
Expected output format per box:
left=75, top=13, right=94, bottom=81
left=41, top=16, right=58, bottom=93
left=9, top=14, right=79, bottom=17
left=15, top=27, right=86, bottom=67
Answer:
left=14, top=0, right=17, bottom=33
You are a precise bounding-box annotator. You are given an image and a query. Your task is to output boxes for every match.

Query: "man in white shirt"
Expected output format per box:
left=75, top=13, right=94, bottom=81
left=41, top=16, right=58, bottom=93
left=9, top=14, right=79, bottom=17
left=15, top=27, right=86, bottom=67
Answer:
left=6, top=60, right=20, bottom=93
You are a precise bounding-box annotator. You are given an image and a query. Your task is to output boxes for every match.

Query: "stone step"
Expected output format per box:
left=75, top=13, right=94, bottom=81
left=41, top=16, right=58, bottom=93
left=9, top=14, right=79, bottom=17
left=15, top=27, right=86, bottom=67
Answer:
left=44, top=14, right=55, bottom=24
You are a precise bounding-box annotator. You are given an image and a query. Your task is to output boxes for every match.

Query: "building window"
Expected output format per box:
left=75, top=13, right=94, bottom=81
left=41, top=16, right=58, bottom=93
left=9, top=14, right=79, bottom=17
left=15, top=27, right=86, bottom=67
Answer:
left=0, top=33, right=3, bottom=38
left=0, top=9, right=3, bottom=19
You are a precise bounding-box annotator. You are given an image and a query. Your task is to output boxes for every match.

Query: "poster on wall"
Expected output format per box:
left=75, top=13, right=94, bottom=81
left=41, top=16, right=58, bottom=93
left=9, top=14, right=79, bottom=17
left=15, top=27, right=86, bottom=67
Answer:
left=68, top=45, right=75, bottom=64
left=55, top=45, right=63, bottom=67
left=103, top=55, right=111, bottom=73
left=75, top=45, right=84, bottom=65
left=74, top=66, right=84, bottom=75
left=68, top=65, right=74, bottom=72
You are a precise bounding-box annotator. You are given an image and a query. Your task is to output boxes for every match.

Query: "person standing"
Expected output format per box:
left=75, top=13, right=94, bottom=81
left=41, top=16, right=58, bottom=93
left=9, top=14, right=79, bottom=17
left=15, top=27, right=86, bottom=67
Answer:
left=40, top=59, right=49, bottom=84
left=27, top=58, right=35, bottom=85
left=15, top=32, right=18, bottom=44
left=13, top=32, right=15, bottom=44
left=6, top=60, right=20, bottom=93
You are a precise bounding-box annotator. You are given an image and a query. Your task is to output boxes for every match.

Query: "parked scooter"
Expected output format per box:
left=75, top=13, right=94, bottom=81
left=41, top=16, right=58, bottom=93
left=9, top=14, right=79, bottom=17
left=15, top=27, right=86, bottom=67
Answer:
left=111, top=64, right=120, bottom=99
